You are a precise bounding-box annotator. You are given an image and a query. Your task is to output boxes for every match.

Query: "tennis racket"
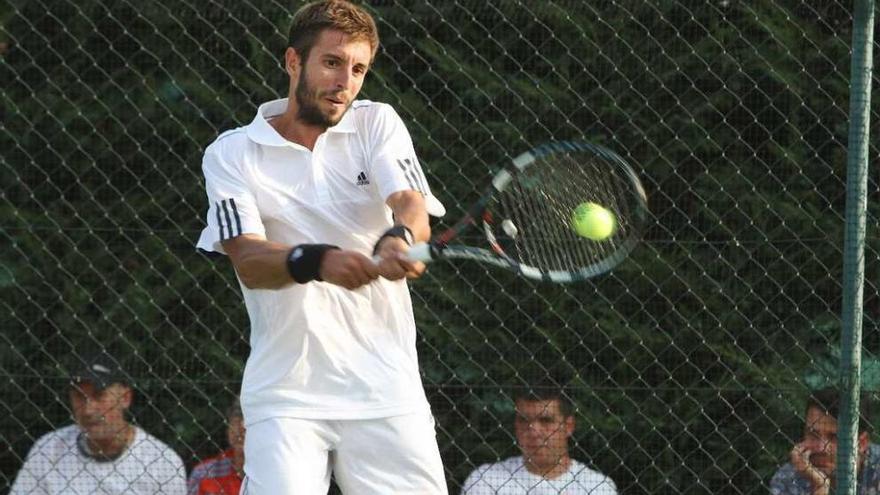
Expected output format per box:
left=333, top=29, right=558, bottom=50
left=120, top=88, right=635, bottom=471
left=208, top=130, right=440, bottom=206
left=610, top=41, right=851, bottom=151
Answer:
left=404, top=141, right=648, bottom=283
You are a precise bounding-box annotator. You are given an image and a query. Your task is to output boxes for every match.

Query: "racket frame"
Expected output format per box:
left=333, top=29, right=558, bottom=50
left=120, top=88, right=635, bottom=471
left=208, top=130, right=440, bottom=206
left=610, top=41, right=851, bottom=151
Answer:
left=408, top=141, right=647, bottom=282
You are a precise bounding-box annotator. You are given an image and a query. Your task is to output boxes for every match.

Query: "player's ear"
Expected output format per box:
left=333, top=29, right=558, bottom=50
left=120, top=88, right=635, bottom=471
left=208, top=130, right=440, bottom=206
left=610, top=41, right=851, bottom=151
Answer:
left=120, top=386, right=133, bottom=410
left=564, top=415, right=575, bottom=437
left=285, top=47, right=300, bottom=77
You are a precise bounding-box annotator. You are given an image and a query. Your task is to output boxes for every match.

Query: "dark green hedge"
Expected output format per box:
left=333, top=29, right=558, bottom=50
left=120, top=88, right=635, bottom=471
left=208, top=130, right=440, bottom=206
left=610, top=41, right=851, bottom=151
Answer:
left=1, top=1, right=878, bottom=493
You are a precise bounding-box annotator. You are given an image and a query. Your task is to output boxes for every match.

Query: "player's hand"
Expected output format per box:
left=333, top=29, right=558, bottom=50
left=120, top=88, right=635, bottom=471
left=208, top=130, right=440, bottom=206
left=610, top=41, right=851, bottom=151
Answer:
left=319, top=250, right=379, bottom=290
left=374, top=237, right=426, bottom=280
left=790, top=442, right=830, bottom=495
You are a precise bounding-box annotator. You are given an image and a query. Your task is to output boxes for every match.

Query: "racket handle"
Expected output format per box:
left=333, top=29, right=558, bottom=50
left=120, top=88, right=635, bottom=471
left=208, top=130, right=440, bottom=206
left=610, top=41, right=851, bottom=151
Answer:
left=370, top=242, right=436, bottom=265
left=407, top=242, right=434, bottom=262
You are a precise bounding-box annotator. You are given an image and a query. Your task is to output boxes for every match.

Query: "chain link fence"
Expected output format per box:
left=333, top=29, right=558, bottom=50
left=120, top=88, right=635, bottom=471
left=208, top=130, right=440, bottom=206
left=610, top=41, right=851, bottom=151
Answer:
left=2, top=0, right=879, bottom=493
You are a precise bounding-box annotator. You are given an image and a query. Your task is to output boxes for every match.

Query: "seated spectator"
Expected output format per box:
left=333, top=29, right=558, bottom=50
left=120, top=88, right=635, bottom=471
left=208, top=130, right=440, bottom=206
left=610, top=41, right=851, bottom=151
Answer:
left=187, top=396, right=245, bottom=495
left=10, top=351, right=186, bottom=494
left=771, top=388, right=880, bottom=495
left=461, top=382, right=617, bottom=494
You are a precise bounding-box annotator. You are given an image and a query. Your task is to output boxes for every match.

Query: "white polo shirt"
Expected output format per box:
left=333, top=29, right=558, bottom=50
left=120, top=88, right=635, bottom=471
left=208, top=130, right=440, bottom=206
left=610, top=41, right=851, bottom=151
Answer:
left=10, top=425, right=186, bottom=495
left=461, top=456, right=618, bottom=494
left=196, top=98, right=445, bottom=423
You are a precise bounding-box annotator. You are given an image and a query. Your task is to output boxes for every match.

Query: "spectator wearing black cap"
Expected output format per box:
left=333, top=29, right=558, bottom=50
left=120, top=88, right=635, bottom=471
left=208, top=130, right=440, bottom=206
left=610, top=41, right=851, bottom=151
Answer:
left=10, top=351, right=186, bottom=494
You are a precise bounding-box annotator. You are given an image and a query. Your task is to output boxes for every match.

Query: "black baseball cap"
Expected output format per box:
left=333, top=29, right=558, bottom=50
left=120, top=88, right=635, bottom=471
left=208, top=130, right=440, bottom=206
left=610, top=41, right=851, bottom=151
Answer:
left=70, top=352, right=129, bottom=391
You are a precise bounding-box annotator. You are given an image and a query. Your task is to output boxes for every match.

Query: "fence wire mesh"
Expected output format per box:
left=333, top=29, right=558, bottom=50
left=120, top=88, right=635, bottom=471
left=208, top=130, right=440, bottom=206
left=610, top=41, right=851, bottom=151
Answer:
left=2, top=0, right=879, bottom=494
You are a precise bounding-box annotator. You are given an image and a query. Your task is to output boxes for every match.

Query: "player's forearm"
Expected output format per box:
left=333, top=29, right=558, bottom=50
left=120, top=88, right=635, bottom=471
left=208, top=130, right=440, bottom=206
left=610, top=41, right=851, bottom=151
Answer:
left=222, top=235, right=293, bottom=289
left=237, top=247, right=292, bottom=289
left=385, top=190, right=430, bottom=242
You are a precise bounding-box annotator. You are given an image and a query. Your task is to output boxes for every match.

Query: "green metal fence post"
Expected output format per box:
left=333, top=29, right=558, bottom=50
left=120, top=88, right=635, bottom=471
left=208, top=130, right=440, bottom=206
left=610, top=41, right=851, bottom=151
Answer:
left=836, top=1, right=874, bottom=494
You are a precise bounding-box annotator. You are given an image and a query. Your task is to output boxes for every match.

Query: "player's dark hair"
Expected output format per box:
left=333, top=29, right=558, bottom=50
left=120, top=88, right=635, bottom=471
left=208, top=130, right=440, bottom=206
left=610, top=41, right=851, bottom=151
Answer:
left=288, top=0, right=379, bottom=64
left=806, top=388, right=873, bottom=433
left=513, top=380, right=575, bottom=418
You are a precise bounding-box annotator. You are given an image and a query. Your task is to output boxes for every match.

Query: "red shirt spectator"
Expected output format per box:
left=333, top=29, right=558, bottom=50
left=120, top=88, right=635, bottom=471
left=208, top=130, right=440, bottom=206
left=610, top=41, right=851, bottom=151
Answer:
left=188, top=449, right=242, bottom=495
left=188, top=397, right=245, bottom=495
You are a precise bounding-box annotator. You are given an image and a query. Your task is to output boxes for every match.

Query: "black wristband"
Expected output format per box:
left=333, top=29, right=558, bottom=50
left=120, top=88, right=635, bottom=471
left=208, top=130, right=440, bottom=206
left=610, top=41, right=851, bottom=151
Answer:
left=372, top=225, right=414, bottom=255
left=286, top=244, right=340, bottom=283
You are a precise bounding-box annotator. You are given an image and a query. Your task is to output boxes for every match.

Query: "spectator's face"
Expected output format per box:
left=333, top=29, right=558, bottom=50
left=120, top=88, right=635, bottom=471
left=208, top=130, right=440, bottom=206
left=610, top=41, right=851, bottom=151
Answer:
left=801, top=406, right=869, bottom=477
left=227, top=415, right=246, bottom=467
left=514, top=399, right=575, bottom=472
left=287, top=29, right=371, bottom=128
left=69, top=382, right=131, bottom=442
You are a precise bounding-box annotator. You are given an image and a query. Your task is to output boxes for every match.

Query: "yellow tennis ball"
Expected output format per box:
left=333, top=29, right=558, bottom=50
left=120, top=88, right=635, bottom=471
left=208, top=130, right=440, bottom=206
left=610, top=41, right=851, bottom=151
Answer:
left=572, top=202, right=616, bottom=240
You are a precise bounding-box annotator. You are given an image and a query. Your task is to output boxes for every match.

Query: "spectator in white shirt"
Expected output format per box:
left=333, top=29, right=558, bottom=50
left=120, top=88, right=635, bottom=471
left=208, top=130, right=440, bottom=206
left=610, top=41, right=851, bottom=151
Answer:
left=10, top=351, right=186, bottom=495
left=462, top=382, right=617, bottom=494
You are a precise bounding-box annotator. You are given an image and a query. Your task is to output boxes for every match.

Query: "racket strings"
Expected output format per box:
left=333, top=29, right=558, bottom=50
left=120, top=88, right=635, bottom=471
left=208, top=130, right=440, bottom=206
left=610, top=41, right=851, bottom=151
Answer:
left=494, top=150, right=640, bottom=273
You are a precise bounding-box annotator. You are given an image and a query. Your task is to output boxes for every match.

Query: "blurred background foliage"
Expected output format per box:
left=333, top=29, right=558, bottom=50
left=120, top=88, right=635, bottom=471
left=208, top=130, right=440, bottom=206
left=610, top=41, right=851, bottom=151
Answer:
left=2, top=0, right=878, bottom=493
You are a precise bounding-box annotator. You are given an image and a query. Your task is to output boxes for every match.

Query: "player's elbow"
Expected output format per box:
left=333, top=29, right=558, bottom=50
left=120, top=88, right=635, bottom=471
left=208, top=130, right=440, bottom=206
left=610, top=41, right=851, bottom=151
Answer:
left=237, top=269, right=262, bottom=289
left=223, top=236, right=288, bottom=290
left=231, top=261, right=256, bottom=288
left=234, top=259, right=283, bottom=290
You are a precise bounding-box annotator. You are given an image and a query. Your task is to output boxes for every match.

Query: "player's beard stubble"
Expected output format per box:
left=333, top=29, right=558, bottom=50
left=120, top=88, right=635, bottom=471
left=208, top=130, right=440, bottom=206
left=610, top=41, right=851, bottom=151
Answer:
left=295, top=66, right=350, bottom=128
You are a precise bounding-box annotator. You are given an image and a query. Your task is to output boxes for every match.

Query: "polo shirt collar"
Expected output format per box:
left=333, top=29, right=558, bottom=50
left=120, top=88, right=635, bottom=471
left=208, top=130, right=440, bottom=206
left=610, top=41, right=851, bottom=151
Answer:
left=246, top=97, right=357, bottom=147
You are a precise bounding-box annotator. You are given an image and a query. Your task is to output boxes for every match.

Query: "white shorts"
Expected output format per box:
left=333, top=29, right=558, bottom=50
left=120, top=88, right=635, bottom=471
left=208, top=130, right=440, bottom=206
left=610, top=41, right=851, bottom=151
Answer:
left=241, top=411, right=448, bottom=494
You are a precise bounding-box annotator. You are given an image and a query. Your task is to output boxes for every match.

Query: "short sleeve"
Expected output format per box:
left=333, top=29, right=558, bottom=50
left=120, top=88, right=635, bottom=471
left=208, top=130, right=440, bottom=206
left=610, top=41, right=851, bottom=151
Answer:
left=9, top=436, right=51, bottom=495
left=595, top=475, right=618, bottom=494
left=196, top=150, right=266, bottom=254
left=159, top=451, right=188, bottom=495
left=142, top=438, right=187, bottom=495
left=366, top=105, right=446, bottom=217
left=460, top=465, right=492, bottom=495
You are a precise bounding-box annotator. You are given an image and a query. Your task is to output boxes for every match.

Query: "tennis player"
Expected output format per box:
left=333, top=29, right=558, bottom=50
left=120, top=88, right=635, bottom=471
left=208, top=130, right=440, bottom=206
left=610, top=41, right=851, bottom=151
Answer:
left=195, top=1, right=447, bottom=493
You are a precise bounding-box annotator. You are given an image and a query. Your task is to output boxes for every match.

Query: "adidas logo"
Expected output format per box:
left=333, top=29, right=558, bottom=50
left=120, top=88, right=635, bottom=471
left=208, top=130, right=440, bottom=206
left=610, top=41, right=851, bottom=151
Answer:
left=356, top=171, right=370, bottom=186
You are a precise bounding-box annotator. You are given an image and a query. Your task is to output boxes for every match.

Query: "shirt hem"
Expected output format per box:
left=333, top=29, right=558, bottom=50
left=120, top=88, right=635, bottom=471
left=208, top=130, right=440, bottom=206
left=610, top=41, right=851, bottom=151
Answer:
left=243, top=400, right=430, bottom=426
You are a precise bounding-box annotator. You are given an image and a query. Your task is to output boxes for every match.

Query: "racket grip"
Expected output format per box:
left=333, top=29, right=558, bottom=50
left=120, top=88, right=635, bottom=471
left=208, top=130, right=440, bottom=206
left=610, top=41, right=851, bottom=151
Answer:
left=370, top=242, right=435, bottom=265
left=407, top=242, right=434, bottom=262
